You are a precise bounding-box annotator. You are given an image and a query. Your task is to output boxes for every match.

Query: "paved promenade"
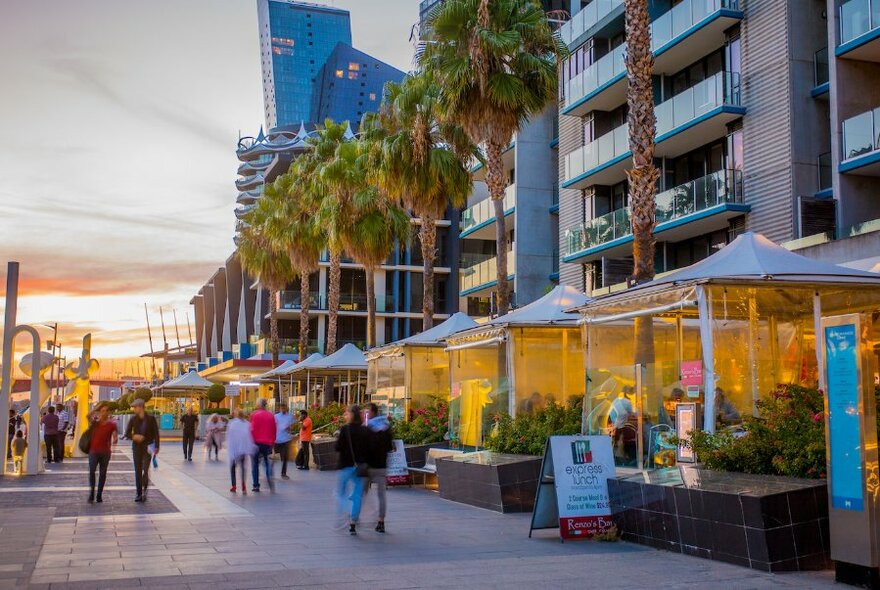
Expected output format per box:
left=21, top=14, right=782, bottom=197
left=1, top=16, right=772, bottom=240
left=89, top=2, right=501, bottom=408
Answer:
left=0, top=444, right=839, bottom=589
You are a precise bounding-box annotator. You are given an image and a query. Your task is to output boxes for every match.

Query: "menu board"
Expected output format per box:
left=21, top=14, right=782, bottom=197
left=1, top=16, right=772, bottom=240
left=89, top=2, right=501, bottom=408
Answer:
left=549, top=436, right=615, bottom=539
left=824, top=322, right=864, bottom=512
left=385, top=439, right=411, bottom=486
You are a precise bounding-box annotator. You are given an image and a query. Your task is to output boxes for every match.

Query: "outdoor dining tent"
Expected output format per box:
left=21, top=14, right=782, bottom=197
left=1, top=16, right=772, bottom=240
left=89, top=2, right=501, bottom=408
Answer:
left=365, top=312, right=479, bottom=421
left=255, top=354, right=324, bottom=407
left=574, top=232, right=880, bottom=470
left=286, top=344, right=367, bottom=407
left=444, top=285, right=592, bottom=448
left=153, top=369, right=213, bottom=397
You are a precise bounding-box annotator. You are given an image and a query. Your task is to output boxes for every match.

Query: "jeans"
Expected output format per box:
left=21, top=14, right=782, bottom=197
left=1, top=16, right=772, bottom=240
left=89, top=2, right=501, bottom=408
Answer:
left=367, top=468, right=388, bottom=519
left=336, top=466, right=365, bottom=523
left=299, top=441, right=310, bottom=469
left=230, top=456, right=246, bottom=489
left=89, top=452, right=110, bottom=497
left=275, top=441, right=290, bottom=476
left=132, top=445, right=151, bottom=497
left=182, top=433, right=195, bottom=460
left=44, top=434, right=56, bottom=463
left=251, top=443, right=273, bottom=489
left=55, top=432, right=65, bottom=462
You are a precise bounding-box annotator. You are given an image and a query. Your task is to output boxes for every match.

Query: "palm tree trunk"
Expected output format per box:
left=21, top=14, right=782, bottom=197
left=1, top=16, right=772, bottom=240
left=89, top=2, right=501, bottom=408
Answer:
left=420, top=214, right=437, bottom=330
left=298, top=271, right=310, bottom=361
left=486, top=140, right=510, bottom=316
left=365, top=265, right=376, bottom=349
left=269, top=288, right=279, bottom=368
left=624, top=0, right=660, bottom=373
left=327, top=250, right=341, bottom=354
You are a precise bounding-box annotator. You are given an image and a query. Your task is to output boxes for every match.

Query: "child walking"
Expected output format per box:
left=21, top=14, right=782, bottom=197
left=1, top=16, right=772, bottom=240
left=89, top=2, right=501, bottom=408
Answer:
left=11, top=430, right=27, bottom=474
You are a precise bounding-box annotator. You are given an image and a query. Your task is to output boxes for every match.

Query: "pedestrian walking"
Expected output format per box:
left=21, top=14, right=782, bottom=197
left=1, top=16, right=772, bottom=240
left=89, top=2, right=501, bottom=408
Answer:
left=11, top=430, right=27, bottom=475
left=365, top=403, right=393, bottom=533
left=296, top=410, right=312, bottom=471
left=55, top=403, right=69, bottom=462
left=250, top=398, right=276, bottom=492
left=41, top=406, right=60, bottom=464
left=180, top=407, right=199, bottom=461
left=7, top=409, right=15, bottom=460
left=335, top=404, right=371, bottom=535
left=274, top=404, right=294, bottom=479
left=87, top=403, right=118, bottom=503
left=124, top=398, right=159, bottom=502
left=205, top=414, right=224, bottom=461
left=226, top=410, right=256, bottom=494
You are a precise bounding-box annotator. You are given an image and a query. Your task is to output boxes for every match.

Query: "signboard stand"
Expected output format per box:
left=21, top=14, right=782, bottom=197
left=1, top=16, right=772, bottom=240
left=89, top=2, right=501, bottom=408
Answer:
left=385, top=439, right=411, bottom=487
left=529, top=435, right=615, bottom=541
left=820, top=314, right=880, bottom=587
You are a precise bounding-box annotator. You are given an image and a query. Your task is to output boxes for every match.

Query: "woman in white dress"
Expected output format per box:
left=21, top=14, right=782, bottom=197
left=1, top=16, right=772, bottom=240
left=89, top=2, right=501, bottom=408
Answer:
left=226, top=410, right=255, bottom=494
left=204, top=413, right=225, bottom=461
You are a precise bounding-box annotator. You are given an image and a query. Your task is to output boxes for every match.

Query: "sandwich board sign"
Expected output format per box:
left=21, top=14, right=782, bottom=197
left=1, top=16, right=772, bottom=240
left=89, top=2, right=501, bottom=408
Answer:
left=529, top=435, right=615, bottom=540
left=385, top=439, right=411, bottom=486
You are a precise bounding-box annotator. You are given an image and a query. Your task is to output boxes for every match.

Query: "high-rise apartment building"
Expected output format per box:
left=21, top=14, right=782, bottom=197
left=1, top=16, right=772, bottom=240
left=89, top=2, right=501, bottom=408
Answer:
left=258, top=0, right=352, bottom=128
left=556, top=0, right=880, bottom=294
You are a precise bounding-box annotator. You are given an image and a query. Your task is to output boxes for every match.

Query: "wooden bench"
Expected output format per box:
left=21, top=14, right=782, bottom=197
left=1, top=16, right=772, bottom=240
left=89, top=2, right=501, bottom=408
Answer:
left=408, top=448, right=463, bottom=487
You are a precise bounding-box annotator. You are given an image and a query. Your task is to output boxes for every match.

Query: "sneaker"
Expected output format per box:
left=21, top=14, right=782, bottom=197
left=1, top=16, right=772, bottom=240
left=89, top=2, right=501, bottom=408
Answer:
left=252, top=486, right=261, bottom=493
left=349, top=523, right=357, bottom=536
left=87, top=494, right=94, bottom=504
left=281, top=474, right=290, bottom=480
left=375, top=522, right=385, bottom=534
left=230, top=486, right=237, bottom=494
left=95, top=496, right=103, bottom=503
left=134, top=495, right=144, bottom=503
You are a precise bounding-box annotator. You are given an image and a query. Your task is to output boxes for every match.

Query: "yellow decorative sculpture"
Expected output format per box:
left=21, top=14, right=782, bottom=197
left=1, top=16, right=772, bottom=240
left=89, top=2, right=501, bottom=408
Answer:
left=64, top=334, right=99, bottom=457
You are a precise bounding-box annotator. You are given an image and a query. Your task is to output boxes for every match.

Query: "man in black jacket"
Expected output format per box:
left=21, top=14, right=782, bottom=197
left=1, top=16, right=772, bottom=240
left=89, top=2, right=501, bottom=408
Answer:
left=125, top=399, right=160, bottom=502
left=365, top=403, right=393, bottom=533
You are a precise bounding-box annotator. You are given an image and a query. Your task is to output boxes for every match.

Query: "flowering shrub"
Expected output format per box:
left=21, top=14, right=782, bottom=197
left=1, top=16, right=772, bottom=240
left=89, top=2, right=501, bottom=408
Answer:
left=308, top=402, right=346, bottom=434
left=687, top=384, right=827, bottom=478
left=392, top=397, right=448, bottom=445
left=484, top=400, right=582, bottom=456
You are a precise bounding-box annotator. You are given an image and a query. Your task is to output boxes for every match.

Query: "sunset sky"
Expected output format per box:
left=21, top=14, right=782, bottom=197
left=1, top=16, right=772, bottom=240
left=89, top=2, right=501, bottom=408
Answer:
left=0, top=0, right=416, bottom=361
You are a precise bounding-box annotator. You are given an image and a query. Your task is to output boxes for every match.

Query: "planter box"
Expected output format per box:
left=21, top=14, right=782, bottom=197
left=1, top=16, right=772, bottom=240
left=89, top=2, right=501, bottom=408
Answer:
left=608, top=467, right=831, bottom=572
left=311, top=437, right=339, bottom=471
left=436, top=451, right=541, bottom=513
left=404, top=441, right=449, bottom=468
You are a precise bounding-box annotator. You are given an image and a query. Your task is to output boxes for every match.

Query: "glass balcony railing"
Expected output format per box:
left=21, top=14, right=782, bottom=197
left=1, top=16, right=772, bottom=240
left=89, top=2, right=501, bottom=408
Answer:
left=842, top=106, right=880, bottom=160
left=840, top=0, right=880, bottom=45
left=565, top=71, right=741, bottom=183
left=277, top=291, right=395, bottom=313
left=460, top=185, right=516, bottom=232
left=565, top=169, right=743, bottom=256
left=551, top=182, right=560, bottom=207
left=814, top=47, right=829, bottom=87
left=559, top=0, right=623, bottom=45
left=818, top=152, right=832, bottom=190
left=563, top=0, right=740, bottom=110
left=460, top=249, right=516, bottom=292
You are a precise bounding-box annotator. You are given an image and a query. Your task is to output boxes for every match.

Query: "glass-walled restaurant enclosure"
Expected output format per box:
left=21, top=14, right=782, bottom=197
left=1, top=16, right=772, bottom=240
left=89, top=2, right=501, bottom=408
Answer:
left=255, top=355, right=324, bottom=410
left=275, top=344, right=367, bottom=408
left=445, top=286, right=591, bottom=448
left=367, top=313, right=478, bottom=422
left=576, top=233, right=880, bottom=470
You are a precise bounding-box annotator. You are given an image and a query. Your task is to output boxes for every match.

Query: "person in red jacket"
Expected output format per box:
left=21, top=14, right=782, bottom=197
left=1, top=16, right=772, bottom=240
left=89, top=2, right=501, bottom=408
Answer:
left=87, top=403, right=118, bottom=503
left=249, top=398, right=276, bottom=492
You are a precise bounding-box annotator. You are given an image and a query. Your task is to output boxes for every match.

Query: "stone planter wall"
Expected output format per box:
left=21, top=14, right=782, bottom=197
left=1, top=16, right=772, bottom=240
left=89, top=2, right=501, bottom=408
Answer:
left=608, top=468, right=831, bottom=572
left=310, top=438, right=339, bottom=471
left=436, top=453, right=541, bottom=513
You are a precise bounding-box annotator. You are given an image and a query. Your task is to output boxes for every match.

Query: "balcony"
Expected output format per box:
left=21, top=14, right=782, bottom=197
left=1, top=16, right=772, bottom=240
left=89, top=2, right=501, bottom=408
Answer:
left=564, top=71, right=744, bottom=189
left=559, top=0, right=623, bottom=47
left=841, top=106, right=880, bottom=175
left=460, top=185, right=516, bottom=239
left=460, top=249, right=516, bottom=295
left=564, top=169, right=747, bottom=262
left=235, top=173, right=264, bottom=191
left=818, top=152, right=832, bottom=193
left=277, top=291, right=396, bottom=313
left=562, top=0, right=742, bottom=117
left=837, top=0, right=880, bottom=61
left=812, top=48, right=830, bottom=97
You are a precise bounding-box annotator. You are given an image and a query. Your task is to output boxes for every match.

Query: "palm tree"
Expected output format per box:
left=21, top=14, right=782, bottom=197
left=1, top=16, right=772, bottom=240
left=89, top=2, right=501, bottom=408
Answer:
left=623, top=0, right=660, bottom=366
left=343, top=183, right=411, bottom=348
left=363, top=72, right=473, bottom=329
left=307, top=120, right=352, bottom=354
left=262, top=169, right=324, bottom=361
left=421, top=0, right=565, bottom=315
left=237, top=194, right=295, bottom=368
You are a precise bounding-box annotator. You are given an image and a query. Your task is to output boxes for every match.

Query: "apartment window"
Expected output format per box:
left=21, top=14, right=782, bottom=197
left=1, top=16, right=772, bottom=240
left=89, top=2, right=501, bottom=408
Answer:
left=348, top=62, right=360, bottom=71
left=335, top=69, right=344, bottom=78
left=271, top=37, right=294, bottom=46
left=348, top=72, right=358, bottom=80
left=369, top=92, right=377, bottom=101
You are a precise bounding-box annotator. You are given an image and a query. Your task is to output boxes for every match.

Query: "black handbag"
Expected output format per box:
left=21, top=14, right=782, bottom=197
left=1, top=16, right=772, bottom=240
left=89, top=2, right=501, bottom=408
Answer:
left=78, top=425, right=92, bottom=454
left=294, top=446, right=304, bottom=467
left=346, top=427, right=369, bottom=477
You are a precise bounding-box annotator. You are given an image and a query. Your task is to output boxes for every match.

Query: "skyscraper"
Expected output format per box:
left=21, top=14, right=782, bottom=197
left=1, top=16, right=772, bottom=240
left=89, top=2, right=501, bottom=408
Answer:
left=257, top=0, right=352, bottom=128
